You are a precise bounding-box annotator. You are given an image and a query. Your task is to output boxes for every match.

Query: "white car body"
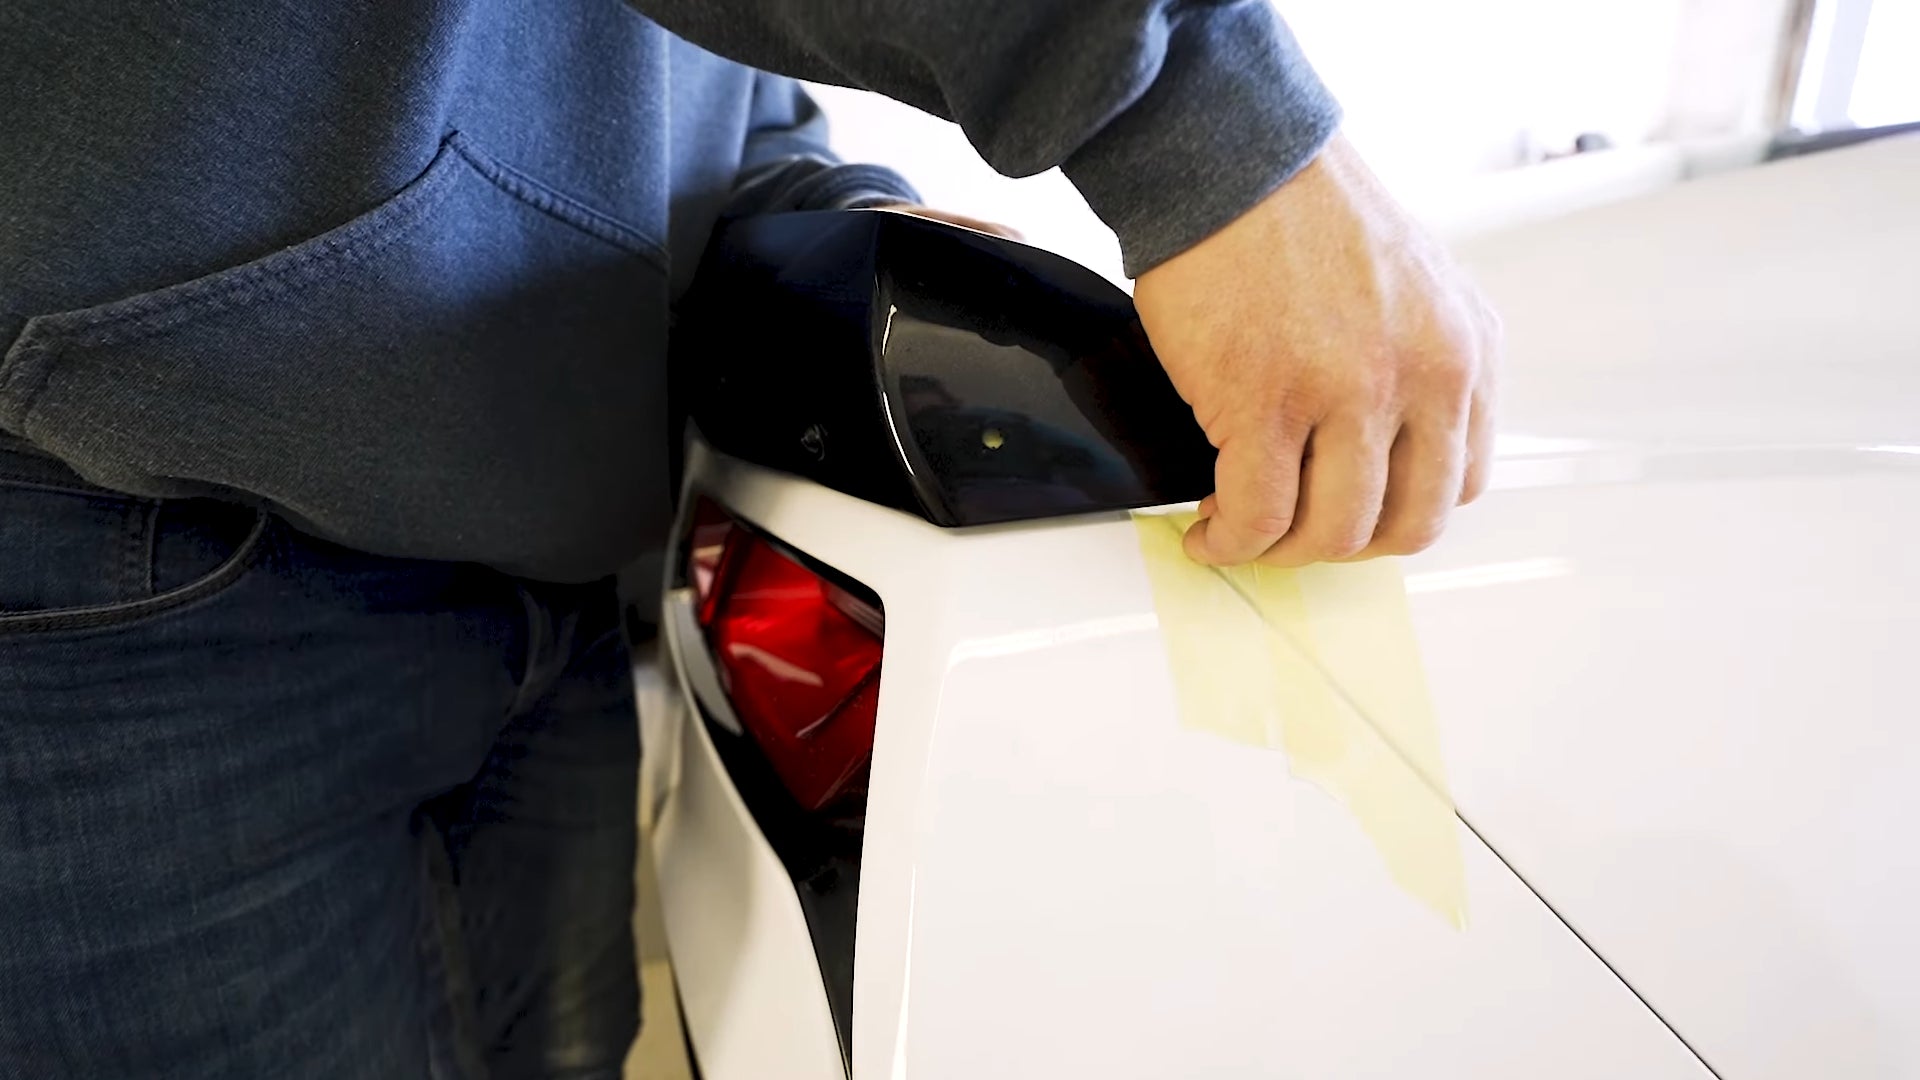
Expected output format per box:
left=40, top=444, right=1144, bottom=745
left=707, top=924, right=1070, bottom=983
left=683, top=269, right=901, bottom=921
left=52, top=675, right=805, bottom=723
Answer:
left=642, top=134, right=1920, bottom=1079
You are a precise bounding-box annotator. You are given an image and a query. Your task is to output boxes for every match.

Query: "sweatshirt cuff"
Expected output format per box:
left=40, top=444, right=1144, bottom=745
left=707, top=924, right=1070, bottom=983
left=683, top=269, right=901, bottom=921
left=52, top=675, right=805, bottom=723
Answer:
left=804, top=161, right=922, bottom=210
left=722, top=157, right=922, bottom=219
left=1062, top=3, right=1341, bottom=277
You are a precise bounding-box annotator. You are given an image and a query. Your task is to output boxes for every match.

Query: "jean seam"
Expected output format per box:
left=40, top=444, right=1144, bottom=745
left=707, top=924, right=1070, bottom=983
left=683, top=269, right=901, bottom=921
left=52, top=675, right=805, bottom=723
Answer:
left=0, top=511, right=271, bottom=635
left=508, top=585, right=548, bottom=719
left=417, top=812, right=491, bottom=1080
left=141, top=501, right=162, bottom=596
left=114, top=498, right=150, bottom=602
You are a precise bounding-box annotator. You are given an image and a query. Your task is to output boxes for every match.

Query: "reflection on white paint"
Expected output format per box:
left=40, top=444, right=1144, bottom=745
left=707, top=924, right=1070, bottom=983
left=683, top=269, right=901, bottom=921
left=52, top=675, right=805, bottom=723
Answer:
left=1405, top=558, right=1574, bottom=594
left=1494, top=433, right=1606, bottom=457
left=950, top=612, right=1160, bottom=663
left=890, top=869, right=917, bottom=1080
left=1862, top=444, right=1920, bottom=456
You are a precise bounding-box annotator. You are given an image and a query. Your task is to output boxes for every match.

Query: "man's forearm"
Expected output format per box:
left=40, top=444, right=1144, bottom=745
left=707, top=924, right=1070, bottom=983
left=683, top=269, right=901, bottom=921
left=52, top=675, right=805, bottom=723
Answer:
left=628, top=0, right=1340, bottom=275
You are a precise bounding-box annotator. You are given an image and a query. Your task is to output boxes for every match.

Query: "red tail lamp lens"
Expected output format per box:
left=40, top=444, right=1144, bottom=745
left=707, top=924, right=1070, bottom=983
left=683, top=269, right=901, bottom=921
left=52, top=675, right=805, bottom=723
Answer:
left=689, top=503, right=883, bottom=811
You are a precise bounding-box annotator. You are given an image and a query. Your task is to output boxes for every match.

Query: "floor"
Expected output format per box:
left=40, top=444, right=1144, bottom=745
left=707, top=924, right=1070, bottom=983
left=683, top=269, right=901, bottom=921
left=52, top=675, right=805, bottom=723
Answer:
left=623, top=838, right=696, bottom=1080
left=625, top=645, right=696, bottom=1080
left=623, top=963, right=694, bottom=1079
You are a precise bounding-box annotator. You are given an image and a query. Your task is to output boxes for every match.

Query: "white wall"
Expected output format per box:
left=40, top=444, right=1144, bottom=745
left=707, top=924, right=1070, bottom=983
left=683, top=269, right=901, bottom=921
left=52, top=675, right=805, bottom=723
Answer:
left=1662, top=0, right=1799, bottom=138
left=807, top=85, right=1125, bottom=280
left=812, top=0, right=1793, bottom=280
left=1290, top=0, right=1685, bottom=184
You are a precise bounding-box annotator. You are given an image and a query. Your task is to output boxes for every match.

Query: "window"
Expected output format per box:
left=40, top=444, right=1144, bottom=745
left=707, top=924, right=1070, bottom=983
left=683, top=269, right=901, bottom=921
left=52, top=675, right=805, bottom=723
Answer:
left=1793, top=0, right=1920, bottom=129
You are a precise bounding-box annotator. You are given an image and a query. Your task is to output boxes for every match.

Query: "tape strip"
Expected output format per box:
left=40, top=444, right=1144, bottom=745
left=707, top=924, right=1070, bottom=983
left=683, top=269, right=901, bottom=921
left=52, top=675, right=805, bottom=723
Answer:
left=1133, top=510, right=1467, bottom=928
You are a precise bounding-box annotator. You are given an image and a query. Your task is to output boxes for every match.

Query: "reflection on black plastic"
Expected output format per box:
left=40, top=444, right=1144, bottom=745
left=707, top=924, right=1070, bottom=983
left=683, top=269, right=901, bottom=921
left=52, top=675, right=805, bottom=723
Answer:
left=675, top=210, right=1216, bottom=526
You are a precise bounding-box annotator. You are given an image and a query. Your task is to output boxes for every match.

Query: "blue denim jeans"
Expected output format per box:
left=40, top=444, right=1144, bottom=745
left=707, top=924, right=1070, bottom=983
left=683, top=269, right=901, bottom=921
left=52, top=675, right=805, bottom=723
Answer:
left=0, top=445, right=640, bottom=1079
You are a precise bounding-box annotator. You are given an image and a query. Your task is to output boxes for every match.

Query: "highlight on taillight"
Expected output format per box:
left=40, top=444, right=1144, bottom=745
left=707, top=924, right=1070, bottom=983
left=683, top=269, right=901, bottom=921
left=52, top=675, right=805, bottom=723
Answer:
left=686, top=501, right=883, bottom=811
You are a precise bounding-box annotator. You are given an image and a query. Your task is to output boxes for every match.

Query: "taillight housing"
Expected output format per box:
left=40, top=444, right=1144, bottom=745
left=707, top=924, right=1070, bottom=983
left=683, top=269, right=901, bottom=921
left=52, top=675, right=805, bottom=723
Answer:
left=687, top=501, right=883, bottom=812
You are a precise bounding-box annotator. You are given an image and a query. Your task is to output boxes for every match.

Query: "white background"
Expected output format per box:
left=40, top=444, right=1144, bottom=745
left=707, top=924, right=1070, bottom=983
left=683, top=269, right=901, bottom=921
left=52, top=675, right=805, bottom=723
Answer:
left=810, top=0, right=1799, bottom=279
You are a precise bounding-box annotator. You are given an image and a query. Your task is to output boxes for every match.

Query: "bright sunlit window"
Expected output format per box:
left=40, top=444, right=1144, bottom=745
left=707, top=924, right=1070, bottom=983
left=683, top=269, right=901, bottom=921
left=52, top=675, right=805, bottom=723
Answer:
left=1849, top=0, right=1920, bottom=124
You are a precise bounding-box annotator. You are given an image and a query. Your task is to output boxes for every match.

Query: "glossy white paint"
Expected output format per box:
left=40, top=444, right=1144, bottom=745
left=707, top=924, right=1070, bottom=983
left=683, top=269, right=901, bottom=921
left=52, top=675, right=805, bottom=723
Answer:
left=645, top=590, right=847, bottom=1080
left=1424, top=132, right=1920, bottom=1080
left=648, top=135, right=1920, bottom=1077
left=669, top=446, right=1712, bottom=1080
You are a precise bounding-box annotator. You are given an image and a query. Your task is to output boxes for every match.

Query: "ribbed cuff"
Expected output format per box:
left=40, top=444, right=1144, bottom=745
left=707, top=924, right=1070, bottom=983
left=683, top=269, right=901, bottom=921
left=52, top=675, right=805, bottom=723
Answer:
left=807, top=162, right=923, bottom=210
left=720, top=157, right=921, bottom=219
left=1063, top=3, right=1341, bottom=277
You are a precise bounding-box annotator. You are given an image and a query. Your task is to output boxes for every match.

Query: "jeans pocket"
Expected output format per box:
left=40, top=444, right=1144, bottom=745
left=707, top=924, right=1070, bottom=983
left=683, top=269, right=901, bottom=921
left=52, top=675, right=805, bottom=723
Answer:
left=0, top=472, right=268, bottom=635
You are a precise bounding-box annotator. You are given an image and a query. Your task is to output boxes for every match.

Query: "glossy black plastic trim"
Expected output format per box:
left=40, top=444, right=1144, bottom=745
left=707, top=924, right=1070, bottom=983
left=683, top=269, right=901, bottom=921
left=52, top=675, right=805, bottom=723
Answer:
left=675, top=210, right=1216, bottom=525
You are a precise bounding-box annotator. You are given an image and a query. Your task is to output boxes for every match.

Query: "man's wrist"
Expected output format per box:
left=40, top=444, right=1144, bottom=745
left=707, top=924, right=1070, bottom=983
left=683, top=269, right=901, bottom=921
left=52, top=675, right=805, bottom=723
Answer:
left=1062, top=2, right=1341, bottom=277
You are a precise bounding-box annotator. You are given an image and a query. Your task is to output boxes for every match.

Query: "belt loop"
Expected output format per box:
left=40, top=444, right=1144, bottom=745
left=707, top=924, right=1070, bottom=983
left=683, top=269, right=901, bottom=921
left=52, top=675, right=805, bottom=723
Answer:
left=507, top=583, right=549, bottom=717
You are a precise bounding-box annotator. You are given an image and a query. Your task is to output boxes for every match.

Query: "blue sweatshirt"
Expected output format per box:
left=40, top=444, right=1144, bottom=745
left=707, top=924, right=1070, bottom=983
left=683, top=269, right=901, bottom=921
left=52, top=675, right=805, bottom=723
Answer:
left=0, top=1, right=1338, bottom=581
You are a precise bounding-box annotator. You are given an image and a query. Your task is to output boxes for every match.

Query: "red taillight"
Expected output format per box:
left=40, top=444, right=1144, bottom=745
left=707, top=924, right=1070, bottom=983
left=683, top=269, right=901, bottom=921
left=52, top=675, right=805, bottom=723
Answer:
left=688, top=502, right=883, bottom=812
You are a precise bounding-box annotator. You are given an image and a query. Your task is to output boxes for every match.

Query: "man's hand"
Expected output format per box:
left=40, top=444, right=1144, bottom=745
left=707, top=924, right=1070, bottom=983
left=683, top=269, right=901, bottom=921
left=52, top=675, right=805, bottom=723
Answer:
left=1133, top=135, right=1500, bottom=567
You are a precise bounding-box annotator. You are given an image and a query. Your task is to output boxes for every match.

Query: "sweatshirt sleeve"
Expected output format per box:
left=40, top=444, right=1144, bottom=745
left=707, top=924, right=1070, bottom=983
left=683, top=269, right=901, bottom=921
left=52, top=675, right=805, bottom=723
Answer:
left=722, top=72, right=922, bottom=219
left=627, top=0, right=1341, bottom=275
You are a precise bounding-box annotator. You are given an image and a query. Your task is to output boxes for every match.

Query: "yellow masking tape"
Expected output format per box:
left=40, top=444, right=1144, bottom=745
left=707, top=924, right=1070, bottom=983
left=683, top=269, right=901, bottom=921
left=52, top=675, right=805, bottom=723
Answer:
left=1134, top=511, right=1467, bottom=928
